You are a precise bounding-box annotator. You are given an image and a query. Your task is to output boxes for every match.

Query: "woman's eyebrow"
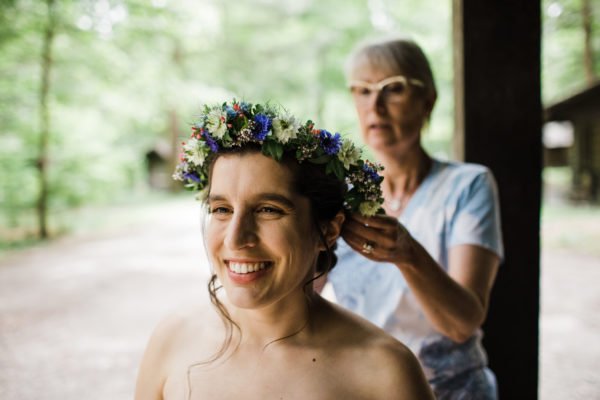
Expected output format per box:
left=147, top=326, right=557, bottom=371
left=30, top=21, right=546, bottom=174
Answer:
left=207, top=194, right=226, bottom=203
left=207, top=193, right=296, bottom=209
left=258, top=193, right=296, bottom=209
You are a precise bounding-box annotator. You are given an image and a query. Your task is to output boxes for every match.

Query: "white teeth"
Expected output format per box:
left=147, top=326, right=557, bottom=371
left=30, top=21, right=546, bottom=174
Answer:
left=228, top=262, right=268, bottom=274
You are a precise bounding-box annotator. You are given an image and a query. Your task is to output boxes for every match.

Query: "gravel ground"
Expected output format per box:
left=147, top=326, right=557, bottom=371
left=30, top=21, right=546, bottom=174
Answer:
left=0, top=198, right=598, bottom=399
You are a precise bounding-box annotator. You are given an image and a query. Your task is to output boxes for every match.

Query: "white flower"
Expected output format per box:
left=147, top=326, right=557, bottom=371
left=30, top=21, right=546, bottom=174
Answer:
left=358, top=201, right=380, bottom=217
left=183, top=138, right=207, bottom=166
left=337, top=139, right=362, bottom=170
left=172, top=165, right=185, bottom=181
left=205, top=107, right=228, bottom=138
left=272, top=114, right=300, bottom=144
left=195, top=187, right=209, bottom=202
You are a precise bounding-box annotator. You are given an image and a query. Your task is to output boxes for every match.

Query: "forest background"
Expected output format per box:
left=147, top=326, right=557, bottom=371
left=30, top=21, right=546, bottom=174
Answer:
left=0, top=0, right=599, bottom=249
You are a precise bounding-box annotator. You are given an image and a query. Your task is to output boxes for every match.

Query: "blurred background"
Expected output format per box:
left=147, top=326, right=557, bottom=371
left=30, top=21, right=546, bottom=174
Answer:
left=0, top=0, right=599, bottom=399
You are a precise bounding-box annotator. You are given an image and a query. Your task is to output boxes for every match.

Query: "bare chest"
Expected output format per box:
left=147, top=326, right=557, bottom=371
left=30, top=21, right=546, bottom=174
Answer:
left=163, top=353, right=369, bottom=400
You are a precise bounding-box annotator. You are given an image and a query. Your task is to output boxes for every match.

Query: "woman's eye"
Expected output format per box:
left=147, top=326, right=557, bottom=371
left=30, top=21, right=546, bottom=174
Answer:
left=351, top=86, right=372, bottom=96
left=383, top=83, right=406, bottom=94
left=210, top=206, right=231, bottom=214
left=257, top=206, right=283, bottom=215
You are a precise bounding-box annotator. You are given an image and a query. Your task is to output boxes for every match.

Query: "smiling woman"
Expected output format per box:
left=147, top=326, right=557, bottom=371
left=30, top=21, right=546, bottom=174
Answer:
left=134, top=100, right=434, bottom=400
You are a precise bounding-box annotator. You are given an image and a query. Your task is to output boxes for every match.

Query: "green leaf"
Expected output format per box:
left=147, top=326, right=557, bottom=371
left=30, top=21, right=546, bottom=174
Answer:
left=309, top=154, right=330, bottom=164
left=325, top=162, right=333, bottom=174
left=262, top=140, right=284, bottom=161
left=274, top=142, right=283, bottom=160
left=331, top=158, right=345, bottom=180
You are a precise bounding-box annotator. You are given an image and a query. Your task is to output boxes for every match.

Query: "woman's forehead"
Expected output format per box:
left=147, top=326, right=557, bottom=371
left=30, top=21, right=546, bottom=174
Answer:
left=350, top=55, right=402, bottom=80
left=210, top=153, right=295, bottom=196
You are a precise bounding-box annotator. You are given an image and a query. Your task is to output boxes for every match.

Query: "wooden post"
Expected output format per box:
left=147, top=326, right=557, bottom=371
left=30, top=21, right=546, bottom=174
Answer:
left=452, top=1, right=542, bottom=398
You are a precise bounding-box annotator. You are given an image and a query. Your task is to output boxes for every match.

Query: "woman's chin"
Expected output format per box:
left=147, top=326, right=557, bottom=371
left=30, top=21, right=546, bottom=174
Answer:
left=225, top=288, right=265, bottom=310
left=370, top=138, right=407, bottom=156
left=368, top=135, right=397, bottom=150
left=370, top=134, right=421, bottom=157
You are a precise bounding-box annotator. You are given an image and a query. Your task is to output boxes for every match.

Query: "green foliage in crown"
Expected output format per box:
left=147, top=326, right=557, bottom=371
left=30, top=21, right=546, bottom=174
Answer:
left=173, top=99, right=384, bottom=217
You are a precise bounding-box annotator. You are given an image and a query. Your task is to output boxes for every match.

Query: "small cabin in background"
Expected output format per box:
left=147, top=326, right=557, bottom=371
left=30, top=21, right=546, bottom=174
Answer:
left=145, top=140, right=174, bottom=190
left=544, top=81, right=600, bottom=202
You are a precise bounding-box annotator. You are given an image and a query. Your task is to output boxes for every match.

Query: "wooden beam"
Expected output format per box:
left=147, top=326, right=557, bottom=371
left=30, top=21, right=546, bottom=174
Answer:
left=453, top=1, right=542, bottom=398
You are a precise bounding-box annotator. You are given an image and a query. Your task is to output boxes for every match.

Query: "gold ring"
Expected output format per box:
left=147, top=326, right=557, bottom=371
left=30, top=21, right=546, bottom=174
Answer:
left=362, top=241, right=374, bottom=254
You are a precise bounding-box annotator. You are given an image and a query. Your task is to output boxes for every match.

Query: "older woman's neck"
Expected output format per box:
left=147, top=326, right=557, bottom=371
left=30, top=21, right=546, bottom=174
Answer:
left=379, top=146, right=431, bottom=197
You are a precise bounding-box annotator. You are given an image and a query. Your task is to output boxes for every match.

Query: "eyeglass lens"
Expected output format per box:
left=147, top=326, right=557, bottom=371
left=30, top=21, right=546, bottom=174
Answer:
left=351, top=80, right=408, bottom=104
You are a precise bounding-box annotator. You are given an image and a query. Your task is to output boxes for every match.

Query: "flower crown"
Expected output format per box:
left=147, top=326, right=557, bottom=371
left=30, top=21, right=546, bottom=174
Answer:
left=173, top=99, right=384, bottom=217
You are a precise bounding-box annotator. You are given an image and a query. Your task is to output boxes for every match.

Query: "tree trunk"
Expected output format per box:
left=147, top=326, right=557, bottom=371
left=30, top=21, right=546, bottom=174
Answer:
left=168, top=108, right=180, bottom=191
left=37, top=0, right=56, bottom=239
left=582, top=0, right=596, bottom=84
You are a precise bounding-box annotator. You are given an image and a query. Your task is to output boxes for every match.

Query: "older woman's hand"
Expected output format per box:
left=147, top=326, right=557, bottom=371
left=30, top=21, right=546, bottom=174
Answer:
left=341, top=212, right=416, bottom=265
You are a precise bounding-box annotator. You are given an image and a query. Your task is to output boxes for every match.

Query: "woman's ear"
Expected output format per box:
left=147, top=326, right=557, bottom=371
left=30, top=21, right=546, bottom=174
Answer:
left=319, top=211, right=345, bottom=249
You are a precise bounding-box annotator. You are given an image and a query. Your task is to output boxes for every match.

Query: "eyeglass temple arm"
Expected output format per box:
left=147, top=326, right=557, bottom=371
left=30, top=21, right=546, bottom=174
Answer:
left=348, top=76, right=425, bottom=89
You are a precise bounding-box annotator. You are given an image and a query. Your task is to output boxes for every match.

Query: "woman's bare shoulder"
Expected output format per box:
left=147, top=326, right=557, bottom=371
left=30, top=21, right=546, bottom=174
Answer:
left=316, top=298, right=393, bottom=341
left=360, top=338, right=435, bottom=399
left=135, top=305, right=222, bottom=399
left=316, top=298, right=435, bottom=399
left=152, top=304, right=222, bottom=356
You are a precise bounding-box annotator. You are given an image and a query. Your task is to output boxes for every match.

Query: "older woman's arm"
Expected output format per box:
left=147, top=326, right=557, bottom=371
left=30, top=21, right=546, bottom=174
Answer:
left=396, top=240, right=499, bottom=342
left=342, top=213, right=499, bottom=343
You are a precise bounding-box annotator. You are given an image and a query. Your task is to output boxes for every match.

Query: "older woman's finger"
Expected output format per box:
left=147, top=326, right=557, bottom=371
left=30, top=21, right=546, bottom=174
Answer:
left=343, top=216, right=385, bottom=237
left=340, top=225, right=368, bottom=249
left=341, top=226, right=382, bottom=254
left=341, top=231, right=399, bottom=262
left=342, top=222, right=398, bottom=251
left=345, top=212, right=398, bottom=234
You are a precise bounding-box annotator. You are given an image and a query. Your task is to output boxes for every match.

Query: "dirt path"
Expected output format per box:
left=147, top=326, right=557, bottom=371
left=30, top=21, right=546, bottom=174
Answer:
left=539, top=250, right=600, bottom=400
left=0, top=198, right=598, bottom=399
left=0, top=199, right=209, bottom=399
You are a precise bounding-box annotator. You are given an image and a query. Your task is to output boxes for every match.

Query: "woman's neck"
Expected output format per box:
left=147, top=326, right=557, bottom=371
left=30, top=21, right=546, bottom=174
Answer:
left=377, top=146, right=431, bottom=212
left=228, top=290, right=317, bottom=349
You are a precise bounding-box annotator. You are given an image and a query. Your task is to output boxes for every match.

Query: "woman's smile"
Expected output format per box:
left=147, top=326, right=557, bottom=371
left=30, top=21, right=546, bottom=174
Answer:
left=225, top=260, right=273, bottom=284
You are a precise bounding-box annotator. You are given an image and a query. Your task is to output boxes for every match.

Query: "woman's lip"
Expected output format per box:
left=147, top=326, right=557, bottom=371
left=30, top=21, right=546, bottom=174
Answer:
left=226, top=261, right=272, bottom=284
left=369, top=123, right=391, bottom=130
left=225, top=258, right=270, bottom=263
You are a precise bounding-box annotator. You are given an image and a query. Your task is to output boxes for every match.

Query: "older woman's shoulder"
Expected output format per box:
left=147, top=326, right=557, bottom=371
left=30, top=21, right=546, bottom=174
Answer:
left=434, top=158, right=492, bottom=180
left=429, top=158, right=498, bottom=199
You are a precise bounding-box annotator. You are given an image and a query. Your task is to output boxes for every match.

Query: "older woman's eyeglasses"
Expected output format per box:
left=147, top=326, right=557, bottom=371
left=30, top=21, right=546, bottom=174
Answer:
left=348, top=75, right=424, bottom=105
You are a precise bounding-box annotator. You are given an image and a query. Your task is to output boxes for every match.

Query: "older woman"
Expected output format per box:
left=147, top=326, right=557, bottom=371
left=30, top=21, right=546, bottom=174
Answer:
left=135, top=100, right=434, bottom=400
left=328, top=38, right=503, bottom=398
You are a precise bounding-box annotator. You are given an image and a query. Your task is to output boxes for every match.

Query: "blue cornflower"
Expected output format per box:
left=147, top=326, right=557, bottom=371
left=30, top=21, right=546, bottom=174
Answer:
left=319, top=130, right=342, bottom=155
left=253, top=114, right=272, bottom=141
left=225, top=106, right=237, bottom=120
left=362, top=163, right=382, bottom=182
left=239, top=102, right=251, bottom=113
left=183, top=171, right=201, bottom=183
left=202, top=130, right=219, bottom=152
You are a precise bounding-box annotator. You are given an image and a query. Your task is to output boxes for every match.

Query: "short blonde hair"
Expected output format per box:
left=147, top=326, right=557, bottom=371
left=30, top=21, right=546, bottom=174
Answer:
left=345, top=37, right=437, bottom=100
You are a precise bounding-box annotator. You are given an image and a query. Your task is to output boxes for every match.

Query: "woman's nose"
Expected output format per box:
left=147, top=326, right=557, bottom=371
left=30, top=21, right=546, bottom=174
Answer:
left=366, top=90, right=388, bottom=116
left=224, top=211, right=258, bottom=250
